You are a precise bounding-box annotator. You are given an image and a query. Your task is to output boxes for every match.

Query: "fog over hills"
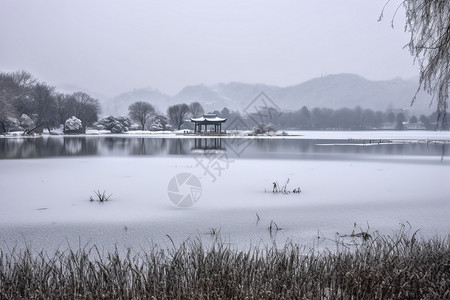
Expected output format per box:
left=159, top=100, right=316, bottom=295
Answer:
left=104, top=88, right=171, bottom=116
left=104, top=74, right=434, bottom=116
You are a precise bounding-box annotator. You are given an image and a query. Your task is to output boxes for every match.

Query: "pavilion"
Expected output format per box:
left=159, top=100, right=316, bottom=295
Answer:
left=190, top=113, right=227, bottom=133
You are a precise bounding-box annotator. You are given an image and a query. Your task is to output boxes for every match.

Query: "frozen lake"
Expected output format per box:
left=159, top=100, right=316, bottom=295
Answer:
left=0, top=131, right=449, bottom=252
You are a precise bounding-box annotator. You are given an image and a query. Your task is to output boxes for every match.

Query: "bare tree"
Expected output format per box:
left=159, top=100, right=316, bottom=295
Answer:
left=380, top=1, right=450, bottom=126
left=188, top=102, right=204, bottom=118
left=128, top=101, right=155, bottom=130
left=24, top=83, right=57, bottom=134
left=0, top=99, right=16, bottom=133
left=72, top=92, right=101, bottom=132
left=0, top=70, right=35, bottom=133
left=55, top=93, right=76, bottom=126
left=0, top=70, right=35, bottom=103
left=167, top=103, right=190, bottom=130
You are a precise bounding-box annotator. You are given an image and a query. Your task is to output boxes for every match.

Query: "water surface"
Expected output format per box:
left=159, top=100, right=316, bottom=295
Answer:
left=0, top=135, right=447, bottom=161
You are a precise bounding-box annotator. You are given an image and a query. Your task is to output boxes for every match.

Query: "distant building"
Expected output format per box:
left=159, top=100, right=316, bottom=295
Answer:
left=190, top=113, right=227, bottom=133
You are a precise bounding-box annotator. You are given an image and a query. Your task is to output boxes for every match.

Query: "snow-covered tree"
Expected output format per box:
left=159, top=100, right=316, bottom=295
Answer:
left=19, top=114, right=35, bottom=130
left=252, top=123, right=277, bottom=135
left=64, top=116, right=83, bottom=131
left=97, top=116, right=131, bottom=133
left=0, top=116, right=19, bottom=133
left=151, top=115, right=169, bottom=131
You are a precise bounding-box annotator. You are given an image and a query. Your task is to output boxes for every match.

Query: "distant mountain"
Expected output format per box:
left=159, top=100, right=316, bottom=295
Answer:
left=104, top=88, right=171, bottom=116
left=106, top=74, right=435, bottom=116
left=279, top=74, right=431, bottom=114
left=172, top=84, right=232, bottom=112
left=171, top=74, right=434, bottom=115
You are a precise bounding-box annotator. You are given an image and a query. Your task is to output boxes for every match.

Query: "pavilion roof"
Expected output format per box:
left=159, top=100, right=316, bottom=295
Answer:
left=190, top=114, right=227, bottom=123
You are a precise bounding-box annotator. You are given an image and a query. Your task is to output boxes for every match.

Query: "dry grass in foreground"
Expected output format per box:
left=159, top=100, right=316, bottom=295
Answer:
left=0, top=229, right=449, bottom=299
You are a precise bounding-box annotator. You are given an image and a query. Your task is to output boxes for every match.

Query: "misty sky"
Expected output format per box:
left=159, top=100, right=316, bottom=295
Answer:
left=0, top=0, right=417, bottom=97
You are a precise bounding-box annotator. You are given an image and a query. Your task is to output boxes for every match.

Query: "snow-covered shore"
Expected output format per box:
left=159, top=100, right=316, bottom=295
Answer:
left=2, top=129, right=450, bottom=141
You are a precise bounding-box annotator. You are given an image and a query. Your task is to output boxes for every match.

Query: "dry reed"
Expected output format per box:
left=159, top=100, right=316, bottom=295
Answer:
left=0, top=229, right=448, bottom=299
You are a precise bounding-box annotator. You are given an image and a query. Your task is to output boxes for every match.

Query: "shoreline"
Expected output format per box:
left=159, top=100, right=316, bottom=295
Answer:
left=2, top=129, right=450, bottom=142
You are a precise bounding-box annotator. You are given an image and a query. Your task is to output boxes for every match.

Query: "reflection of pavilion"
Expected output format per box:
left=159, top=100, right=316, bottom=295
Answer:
left=190, top=114, right=227, bottom=133
left=193, top=138, right=223, bottom=150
